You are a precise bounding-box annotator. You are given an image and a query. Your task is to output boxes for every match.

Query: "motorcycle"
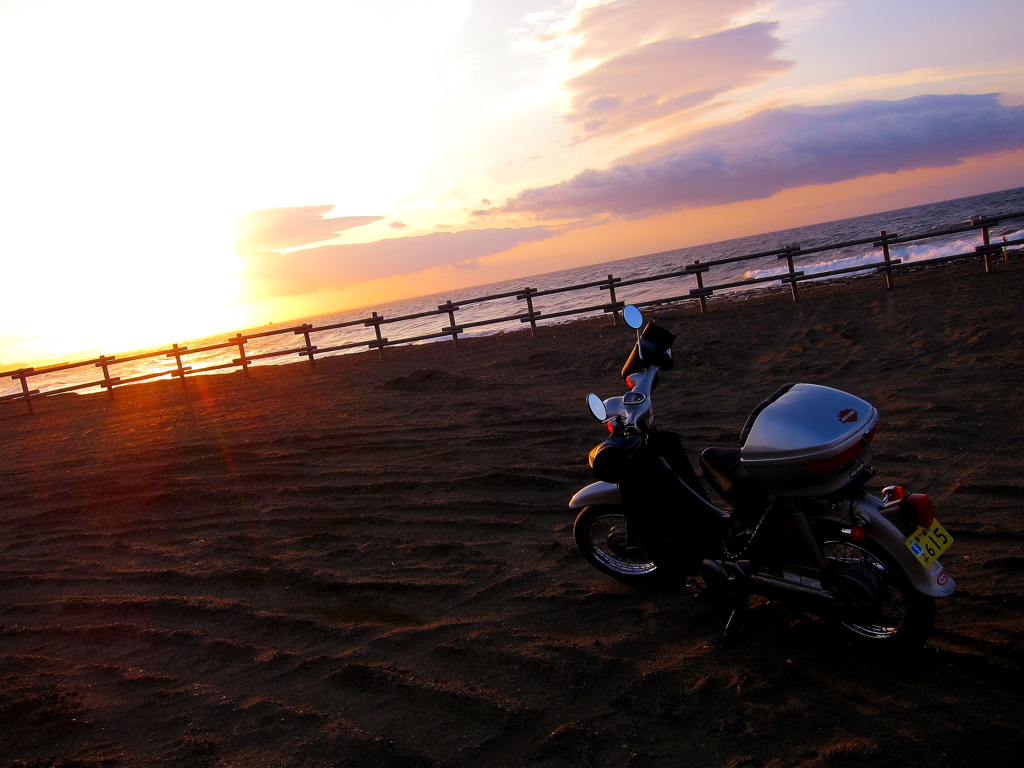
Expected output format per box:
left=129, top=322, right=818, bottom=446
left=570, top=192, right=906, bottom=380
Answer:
left=570, top=305, right=955, bottom=647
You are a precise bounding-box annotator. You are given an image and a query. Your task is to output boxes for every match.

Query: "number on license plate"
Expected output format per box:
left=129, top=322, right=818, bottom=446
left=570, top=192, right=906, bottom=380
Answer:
left=905, top=520, right=953, bottom=567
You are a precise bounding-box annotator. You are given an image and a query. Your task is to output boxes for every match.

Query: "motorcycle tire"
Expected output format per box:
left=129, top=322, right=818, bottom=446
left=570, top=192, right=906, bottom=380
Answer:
left=573, top=506, right=660, bottom=583
left=820, top=537, right=936, bottom=649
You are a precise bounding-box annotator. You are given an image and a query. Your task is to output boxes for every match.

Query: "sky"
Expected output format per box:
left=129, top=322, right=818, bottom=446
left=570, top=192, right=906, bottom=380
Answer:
left=2, top=0, right=1023, bottom=366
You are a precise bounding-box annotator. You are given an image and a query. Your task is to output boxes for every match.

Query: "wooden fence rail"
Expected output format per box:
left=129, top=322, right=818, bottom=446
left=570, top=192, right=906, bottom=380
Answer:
left=3, top=209, right=1023, bottom=414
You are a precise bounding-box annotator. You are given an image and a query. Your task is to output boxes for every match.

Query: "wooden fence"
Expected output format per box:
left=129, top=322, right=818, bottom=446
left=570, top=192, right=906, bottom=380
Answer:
left=3, top=209, right=1022, bottom=414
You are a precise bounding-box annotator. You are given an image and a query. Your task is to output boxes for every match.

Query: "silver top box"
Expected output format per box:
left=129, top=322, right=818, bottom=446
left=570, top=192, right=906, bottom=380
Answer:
left=740, top=384, right=879, bottom=496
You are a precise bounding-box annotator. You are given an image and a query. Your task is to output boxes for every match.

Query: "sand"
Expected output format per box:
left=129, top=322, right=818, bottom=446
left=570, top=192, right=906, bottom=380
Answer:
left=2, top=258, right=1023, bottom=768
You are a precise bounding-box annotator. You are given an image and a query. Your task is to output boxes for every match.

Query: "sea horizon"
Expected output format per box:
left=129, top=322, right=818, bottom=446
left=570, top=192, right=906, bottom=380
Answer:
left=4, top=184, right=1023, bottom=398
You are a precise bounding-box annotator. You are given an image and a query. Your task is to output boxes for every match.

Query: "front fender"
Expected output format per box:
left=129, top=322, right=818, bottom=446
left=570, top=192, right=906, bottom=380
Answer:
left=569, top=481, right=620, bottom=510
left=819, top=495, right=955, bottom=598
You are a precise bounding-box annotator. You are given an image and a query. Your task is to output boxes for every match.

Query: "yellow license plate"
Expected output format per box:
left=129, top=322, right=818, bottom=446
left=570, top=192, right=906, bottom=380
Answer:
left=905, top=520, right=953, bottom=567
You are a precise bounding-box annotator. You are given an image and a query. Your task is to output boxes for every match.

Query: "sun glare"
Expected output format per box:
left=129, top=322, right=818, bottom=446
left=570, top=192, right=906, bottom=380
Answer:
left=2, top=0, right=1022, bottom=367
left=0, top=0, right=471, bottom=363
left=1, top=210, right=244, bottom=362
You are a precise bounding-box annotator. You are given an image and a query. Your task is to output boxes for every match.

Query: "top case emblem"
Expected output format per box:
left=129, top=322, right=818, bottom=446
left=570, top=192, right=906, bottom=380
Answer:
left=838, top=408, right=859, bottom=423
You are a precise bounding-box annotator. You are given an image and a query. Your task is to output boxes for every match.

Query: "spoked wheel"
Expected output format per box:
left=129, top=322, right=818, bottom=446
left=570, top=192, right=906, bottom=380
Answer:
left=573, top=506, right=659, bottom=582
left=821, top=539, right=935, bottom=648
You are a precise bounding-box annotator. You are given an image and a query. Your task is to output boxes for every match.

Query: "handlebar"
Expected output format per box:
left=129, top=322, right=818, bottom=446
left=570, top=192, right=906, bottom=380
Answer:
left=601, top=365, right=658, bottom=434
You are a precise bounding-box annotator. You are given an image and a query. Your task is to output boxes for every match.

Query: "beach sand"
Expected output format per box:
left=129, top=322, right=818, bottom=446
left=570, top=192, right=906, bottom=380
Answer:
left=2, top=258, right=1023, bottom=767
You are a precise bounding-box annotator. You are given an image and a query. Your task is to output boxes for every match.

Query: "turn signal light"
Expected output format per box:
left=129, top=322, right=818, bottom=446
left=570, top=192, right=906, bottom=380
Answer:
left=605, top=420, right=616, bottom=434
left=899, top=493, right=934, bottom=529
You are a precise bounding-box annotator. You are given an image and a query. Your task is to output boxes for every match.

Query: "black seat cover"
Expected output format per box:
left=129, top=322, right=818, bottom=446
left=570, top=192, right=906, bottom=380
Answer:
left=700, top=447, right=770, bottom=513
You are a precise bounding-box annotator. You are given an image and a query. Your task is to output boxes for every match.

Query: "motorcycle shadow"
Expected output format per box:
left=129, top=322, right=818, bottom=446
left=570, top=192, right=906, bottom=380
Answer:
left=639, top=581, right=928, bottom=664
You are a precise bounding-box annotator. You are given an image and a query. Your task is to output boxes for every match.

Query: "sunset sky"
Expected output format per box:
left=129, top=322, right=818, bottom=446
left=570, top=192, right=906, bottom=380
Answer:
left=2, top=0, right=1023, bottom=365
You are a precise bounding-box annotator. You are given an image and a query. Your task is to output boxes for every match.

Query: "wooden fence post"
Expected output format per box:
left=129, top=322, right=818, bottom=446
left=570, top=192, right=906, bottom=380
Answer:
left=96, top=355, right=117, bottom=398
left=440, top=301, right=461, bottom=349
left=981, top=225, right=992, bottom=273
left=782, top=246, right=801, bottom=301
left=519, top=288, right=539, bottom=338
left=169, top=344, right=189, bottom=386
left=879, top=230, right=894, bottom=289
left=366, top=312, right=387, bottom=359
left=607, top=275, right=621, bottom=325
left=14, top=370, right=35, bottom=415
left=693, top=260, right=707, bottom=314
left=970, top=215, right=995, bottom=273
left=295, top=324, right=317, bottom=367
left=231, top=334, right=251, bottom=376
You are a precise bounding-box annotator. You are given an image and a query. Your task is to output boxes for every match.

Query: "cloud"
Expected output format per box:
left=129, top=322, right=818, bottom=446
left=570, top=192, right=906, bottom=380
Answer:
left=488, top=94, right=1024, bottom=219
left=567, top=0, right=760, bottom=61
left=242, top=226, right=557, bottom=299
left=771, top=67, right=1002, bottom=106
left=234, top=205, right=383, bottom=252
left=564, top=23, right=791, bottom=136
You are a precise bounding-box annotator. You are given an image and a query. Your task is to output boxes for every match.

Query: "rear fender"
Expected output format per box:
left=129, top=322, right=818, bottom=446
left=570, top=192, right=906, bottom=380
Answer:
left=569, top=481, right=620, bottom=510
left=818, top=495, right=955, bottom=597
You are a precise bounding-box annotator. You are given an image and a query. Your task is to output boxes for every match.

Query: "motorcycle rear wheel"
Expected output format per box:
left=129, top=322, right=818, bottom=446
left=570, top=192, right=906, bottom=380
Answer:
left=821, top=538, right=935, bottom=648
left=573, top=506, right=659, bottom=582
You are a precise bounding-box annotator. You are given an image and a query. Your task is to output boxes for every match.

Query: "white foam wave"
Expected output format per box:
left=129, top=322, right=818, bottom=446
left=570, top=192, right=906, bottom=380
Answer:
left=740, top=233, right=985, bottom=284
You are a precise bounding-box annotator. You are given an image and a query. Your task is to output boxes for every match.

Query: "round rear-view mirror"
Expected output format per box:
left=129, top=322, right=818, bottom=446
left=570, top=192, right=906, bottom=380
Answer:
left=586, top=393, right=608, bottom=422
left=622, top=305, right=643, bottom=329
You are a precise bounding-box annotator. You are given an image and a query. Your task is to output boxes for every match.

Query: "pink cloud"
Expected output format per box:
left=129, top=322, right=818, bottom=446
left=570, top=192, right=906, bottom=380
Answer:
left=568, top=0, right=758, bottom=60
left=234, top=205, right=383, bottom=253
left=241, top=226, right=557, bottom=299
left=564, top=23, right=791, bottom=137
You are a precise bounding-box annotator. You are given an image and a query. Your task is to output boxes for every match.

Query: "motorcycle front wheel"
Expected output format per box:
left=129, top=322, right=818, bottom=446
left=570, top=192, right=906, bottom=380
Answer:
left=573, top=506, right=659, bottom=582
left=821, top=538, right=935, bottom=648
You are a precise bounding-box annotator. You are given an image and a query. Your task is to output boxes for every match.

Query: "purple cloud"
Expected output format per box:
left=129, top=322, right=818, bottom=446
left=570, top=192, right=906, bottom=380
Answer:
left=564, top=23, right=791, bottom=136
left=242, top=226, right=557, bottom=299
left=234, top=205, right=383, bottom=252
left=489, top=94, right=1024, bottom=219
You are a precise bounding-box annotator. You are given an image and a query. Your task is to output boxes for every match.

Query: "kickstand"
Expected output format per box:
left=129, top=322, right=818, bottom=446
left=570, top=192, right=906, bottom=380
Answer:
left=720, top=594, right=748, bottom=641
left=723, top=608, right=739, bottom=639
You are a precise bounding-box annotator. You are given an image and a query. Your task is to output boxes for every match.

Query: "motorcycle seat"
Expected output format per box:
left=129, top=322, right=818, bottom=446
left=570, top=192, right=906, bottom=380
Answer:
left=700, top=447, right=771, bottom=513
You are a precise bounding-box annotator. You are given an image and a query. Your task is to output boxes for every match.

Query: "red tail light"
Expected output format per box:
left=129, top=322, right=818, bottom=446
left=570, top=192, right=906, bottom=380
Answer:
left=899, top=493, right=934, bottom=529
left=804, top=426, right=876, bottom=473
left=842, top=524, right=866, bottom=541
left=804, top=442, right=863, bottom=473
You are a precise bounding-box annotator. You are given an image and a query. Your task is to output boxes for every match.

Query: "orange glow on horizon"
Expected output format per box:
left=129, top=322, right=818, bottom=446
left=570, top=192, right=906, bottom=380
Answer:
left=232, top=147, right=1024, bottom=332
left=5, top=1, right=1024, bottom=368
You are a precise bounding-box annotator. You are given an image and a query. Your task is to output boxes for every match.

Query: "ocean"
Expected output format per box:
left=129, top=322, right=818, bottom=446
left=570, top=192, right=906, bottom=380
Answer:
left=5, top=186, right=1024, bottom=400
